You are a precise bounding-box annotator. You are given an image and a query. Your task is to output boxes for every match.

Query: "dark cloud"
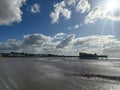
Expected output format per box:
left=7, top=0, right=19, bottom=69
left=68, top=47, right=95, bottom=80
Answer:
left=23, top=34, right=51, bottom=46
left=56, top=35, right=75, bottom=48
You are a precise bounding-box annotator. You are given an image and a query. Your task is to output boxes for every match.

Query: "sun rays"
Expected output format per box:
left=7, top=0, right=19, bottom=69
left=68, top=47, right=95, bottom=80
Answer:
left=106, top=0, right=118, bottom=12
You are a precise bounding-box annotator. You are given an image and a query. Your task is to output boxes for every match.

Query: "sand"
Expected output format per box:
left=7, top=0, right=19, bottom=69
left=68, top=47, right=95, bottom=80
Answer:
left=0, top=57, right=120, bottom=90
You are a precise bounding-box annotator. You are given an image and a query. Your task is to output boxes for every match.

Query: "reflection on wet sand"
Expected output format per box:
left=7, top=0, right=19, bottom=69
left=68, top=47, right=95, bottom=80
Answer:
left=0, top=57, right=120, bottom=90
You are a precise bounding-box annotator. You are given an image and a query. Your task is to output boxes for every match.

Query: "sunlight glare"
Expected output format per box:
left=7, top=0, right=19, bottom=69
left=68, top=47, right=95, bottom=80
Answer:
left=106, top=0, right=118, bottom=12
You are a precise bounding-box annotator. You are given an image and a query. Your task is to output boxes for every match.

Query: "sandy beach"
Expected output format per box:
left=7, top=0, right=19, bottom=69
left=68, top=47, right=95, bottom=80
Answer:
left=0, top=57, right=120, bottom=90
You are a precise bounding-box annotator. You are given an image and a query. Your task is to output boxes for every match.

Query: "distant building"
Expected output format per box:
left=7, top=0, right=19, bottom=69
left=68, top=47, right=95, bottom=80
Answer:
left=79, top=52, right=108, bottom=59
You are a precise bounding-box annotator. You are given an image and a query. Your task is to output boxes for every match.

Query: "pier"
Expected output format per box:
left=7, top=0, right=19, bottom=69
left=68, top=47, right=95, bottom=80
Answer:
left=0, top=52, right=108, bottom=59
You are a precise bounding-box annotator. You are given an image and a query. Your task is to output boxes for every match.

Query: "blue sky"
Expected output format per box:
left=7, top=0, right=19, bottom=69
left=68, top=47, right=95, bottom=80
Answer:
left=0, top=0, right=120, bottom=57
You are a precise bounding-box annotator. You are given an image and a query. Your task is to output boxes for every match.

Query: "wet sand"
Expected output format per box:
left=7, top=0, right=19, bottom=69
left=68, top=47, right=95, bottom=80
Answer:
left=0, top=57, right=120, bottom=90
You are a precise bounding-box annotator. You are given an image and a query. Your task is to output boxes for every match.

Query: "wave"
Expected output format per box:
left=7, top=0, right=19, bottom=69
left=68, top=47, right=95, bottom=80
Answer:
left=65, top=73, right=120, bottom=82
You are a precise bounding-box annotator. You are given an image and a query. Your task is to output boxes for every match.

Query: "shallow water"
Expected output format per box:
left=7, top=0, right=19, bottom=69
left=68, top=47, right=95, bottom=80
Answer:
left=0, top=57, right=120, bottom=90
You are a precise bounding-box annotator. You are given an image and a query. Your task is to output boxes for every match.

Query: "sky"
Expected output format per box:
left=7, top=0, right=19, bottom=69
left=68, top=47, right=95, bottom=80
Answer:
left=0, top=0, right=120, bottom=58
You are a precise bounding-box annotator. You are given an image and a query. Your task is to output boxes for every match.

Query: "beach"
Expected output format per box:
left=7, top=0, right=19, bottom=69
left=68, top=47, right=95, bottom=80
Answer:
left=0, top=57, right=120, bottom=90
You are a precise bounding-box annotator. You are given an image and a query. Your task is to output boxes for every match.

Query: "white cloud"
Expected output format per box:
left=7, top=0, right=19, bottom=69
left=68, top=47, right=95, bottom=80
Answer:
left=64, top=0, right=76, bottom=6
left=105, top=9, right=120, bottom=21
left=30, top=4, right=40, bottom=14
left=72, top=35, right=120, bottom=56
left=85, top=4, right=120, bottom=24
left=103, top=47, right=120, bottom=58
left=50, top=0, right=120, bottom=25
left=54, top=33, right=66, bottom=39
left=0, top=0, right=26, bottom=25
left=50, top=0, right=90, bottom=23
left=0, top=33, right=120, bottom=57
left=68, top=24, right=80, bottom=30
left=85, top=6, right=104, bottom=24
left=76, top=0, right=90, bottom=13
left=74, top=24, right=79, bottom=29
left=50, top=1, right=71, bottom=23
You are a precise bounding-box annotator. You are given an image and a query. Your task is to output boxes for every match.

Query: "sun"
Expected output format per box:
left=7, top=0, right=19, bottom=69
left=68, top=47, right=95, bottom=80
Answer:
left=106, top=0, right=118, bottom=12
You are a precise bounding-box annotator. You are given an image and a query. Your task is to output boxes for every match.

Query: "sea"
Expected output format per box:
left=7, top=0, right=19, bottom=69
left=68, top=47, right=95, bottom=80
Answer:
left=0, top=57, right=120, bottom=90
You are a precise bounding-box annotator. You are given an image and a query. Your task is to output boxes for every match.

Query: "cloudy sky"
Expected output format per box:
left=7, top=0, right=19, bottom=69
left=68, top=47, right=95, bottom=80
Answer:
left=0, top=0, right=120, bottom=58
